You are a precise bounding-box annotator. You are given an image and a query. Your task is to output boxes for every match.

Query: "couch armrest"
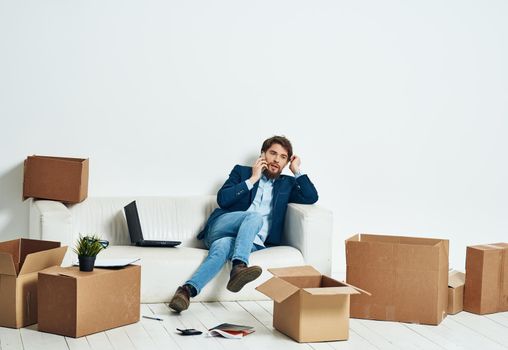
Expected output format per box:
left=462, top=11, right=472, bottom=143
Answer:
left=282, top=203, right=333, bottom=275
left=29, top=199, right=73, bottom=247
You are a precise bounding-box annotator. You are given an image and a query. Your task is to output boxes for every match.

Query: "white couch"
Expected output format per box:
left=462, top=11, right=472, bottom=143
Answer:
left=28, top=196, right=333, bottom=303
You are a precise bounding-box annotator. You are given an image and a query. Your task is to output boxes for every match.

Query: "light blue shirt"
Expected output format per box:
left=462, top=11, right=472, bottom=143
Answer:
left=245, top=171, right=302, bottom=247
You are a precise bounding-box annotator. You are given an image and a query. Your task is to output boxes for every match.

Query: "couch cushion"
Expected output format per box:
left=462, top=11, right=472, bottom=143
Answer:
left=66, top=196, right=217, bottom=248
left=99, top=245, right=305, bottom=302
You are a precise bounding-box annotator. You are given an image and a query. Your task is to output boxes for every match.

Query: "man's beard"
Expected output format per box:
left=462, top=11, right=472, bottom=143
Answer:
left=263, top=164, right=282, bottom=179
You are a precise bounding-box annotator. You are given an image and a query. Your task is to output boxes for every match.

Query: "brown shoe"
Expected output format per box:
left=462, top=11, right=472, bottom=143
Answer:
left=168, top=286, right=190, bottom=313
left=227, top=264, right=262, bottom=293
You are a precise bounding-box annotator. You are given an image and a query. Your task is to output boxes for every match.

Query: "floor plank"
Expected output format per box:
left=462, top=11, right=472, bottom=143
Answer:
left=148, top=302, right=221, bottom=350
left=485, top=312, right=508, bottom=328
left=64, top=336, right=91, bottom=350
left=256, top=300, right=273, bottom=314
left=327, top=330, right=381, bottom=350
left=450, top=311, right=508, bottom=348
left=20, top=325, right=68, bottom=350
left=85, top=332, right=113, bottom=350
left=349, top=320, right=399, bottom=350
left=0, top=327, right=23, bottom=350
left=403, top=323, right=464, bottom=350
left=3, top=304, right=508, bottom=350
left=359, top=319, right=444, bottom=350
left=432, top=316, right=506, bottom=350
left=137, top=304, right=181, bottom=350
left=147, top=303, right=195, bottom=350
left=104, top=327, right=135, bottom=350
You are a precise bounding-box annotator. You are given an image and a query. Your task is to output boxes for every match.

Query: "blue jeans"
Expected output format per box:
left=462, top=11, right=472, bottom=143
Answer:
left=185, top=211, right=264, bottom=295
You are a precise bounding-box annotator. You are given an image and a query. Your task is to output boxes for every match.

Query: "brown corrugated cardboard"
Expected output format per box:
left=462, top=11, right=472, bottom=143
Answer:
left=256, top=265, right=368, bottom=343
left=38, top=265, right=141, bottom=338
left=23, top=155, right=89, bottom=203
left=447, top=270, right=465, bottom=315
left=0, top=238, right=66, bottom=328
left=464, top=243, right=508, bottom=315
left=345, top=234, right=449, bottom=325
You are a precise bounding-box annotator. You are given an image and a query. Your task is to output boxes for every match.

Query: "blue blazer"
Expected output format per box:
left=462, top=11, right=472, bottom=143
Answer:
left=198, top=164, right=319, bottom=246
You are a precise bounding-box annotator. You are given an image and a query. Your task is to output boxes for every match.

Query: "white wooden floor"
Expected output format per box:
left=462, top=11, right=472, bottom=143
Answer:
left=1, top=302, right=508, bottom=350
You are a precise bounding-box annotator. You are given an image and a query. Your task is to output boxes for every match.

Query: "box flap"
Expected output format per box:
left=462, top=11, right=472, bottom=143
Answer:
left=303, top=286, right=360, bottom=295
left=29, top=155, right=87, bottom=162
left=448, top=270, right=465, bottom=288
left=0, top=239, right=21, bottom=254
left=340, top=280, right=372, bottom=296
left=0, top=239, right=20, bottom=261
left=345, top=234, right=360, bottom=242
left=468, top=243, right=508, bottom=251
left=486, top=243, right=508, bottom=249
left=19, top=246, right=67, bottom=275
left=357, top=233, right=445, bottom=247
left=0, top=252, right=17, bottom=276
left=255, top=277, right=300, bottom=303
left=56, top=268, right=94, bottom=279
left=267, top=265, right=321, bottom=277
left=19, top=239, right=61, bottom=263
left=38, top=265, right=65, bottom=276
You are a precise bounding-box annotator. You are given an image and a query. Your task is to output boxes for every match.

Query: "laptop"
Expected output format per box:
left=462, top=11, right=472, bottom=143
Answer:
left=124, top=200, right=181, bottom=247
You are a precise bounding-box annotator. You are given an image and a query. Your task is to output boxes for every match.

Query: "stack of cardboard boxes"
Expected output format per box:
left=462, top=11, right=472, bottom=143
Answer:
left=0, top=155, right=140, bottom=337
left=0, top=238, right=141, bottom=337
left=255, top=233, right=506, bottom=342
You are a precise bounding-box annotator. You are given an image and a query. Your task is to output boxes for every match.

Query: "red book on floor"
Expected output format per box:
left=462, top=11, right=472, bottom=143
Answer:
left=208, top=323, right=255, bottom=338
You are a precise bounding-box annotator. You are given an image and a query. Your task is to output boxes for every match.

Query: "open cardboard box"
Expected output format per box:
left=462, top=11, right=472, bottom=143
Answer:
left=464, top=243, right=508, bottom=314
left=256, top=265, right=369, bottom=343
left=346, top=234, right=449, bottom=325
left=0, top=238, right=67, bottom=328
left=23, top=155, right=89, bottom=203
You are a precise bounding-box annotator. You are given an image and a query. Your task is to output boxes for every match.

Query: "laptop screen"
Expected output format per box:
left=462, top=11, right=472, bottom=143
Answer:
left=124, top=201, right=144, bottom=243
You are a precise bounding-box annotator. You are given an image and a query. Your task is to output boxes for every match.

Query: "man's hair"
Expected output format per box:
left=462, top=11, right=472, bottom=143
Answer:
left=261, top=135, right=293, bottom=159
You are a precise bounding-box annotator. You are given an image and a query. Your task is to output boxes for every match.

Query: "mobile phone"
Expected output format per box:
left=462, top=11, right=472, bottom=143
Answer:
left=177, top=328, right=203, bottom=336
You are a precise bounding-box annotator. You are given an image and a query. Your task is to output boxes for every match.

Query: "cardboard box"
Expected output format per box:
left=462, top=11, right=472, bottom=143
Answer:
left=464, top=243, right=508, bottom=315
left=0, top=238, right=66, bottom=328
left=256, top=265, right=367, bottom=342
left=23, top=155, right=89, bottom=203
left=38, top=265, right=141, bottom=338
left=345, top=234, right=449, bottom=325
left=447, top=270, right=465, bottom=315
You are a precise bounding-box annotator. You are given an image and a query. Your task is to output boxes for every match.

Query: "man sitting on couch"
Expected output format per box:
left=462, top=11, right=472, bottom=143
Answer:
left=169, top=135, right=319, bottom=312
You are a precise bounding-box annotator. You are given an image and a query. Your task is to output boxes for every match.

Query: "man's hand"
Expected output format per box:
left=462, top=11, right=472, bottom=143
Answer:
left=289, top=155, right=301, bottom=175
left=250, top=156, right=267, bottom=184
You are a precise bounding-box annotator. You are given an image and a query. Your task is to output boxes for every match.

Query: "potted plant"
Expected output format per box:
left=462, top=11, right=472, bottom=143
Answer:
left=73, top=234, right=109, bottom=272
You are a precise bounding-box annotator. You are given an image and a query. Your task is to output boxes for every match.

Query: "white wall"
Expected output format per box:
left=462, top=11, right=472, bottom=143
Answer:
left=1, top=0, right=507, bottom=276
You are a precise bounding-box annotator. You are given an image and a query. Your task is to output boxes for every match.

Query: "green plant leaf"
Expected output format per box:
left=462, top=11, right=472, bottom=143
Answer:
left=73, top=234, right=108, bottom=257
